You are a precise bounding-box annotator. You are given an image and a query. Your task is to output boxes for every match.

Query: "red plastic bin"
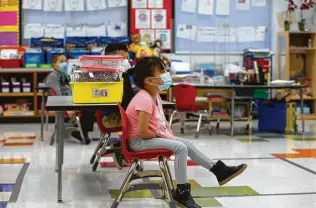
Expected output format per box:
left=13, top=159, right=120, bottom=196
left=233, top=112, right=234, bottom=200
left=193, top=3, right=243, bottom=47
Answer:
left=0, top=46, right=25, bottom=68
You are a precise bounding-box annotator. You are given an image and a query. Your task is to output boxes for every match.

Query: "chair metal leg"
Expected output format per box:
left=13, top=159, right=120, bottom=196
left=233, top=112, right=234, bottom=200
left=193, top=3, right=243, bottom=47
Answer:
left=163, top=158, right=175, bottom=191
left=158, top=157, right=176, bottom=208
left=195, top=113, right=203, bottom=138
left=45, top=110, right=49, bottom=131
left=169, top=110, right=177, bottom=126
left=180, top=113, right=185, bottom=134
left=90, top=133, right=106, bottom=164
left=75, top=116, right=87, bottom=145
left=110, top=162, right=138, bottom=208
left=204, top=110, right=212, bottom=135
left=92, top=134, right=110, bottom=172
left=246, top=102, right=253, bottom=134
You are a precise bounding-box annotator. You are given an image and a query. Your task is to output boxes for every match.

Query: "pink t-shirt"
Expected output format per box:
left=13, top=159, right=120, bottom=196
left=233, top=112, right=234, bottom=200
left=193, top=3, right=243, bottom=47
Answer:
left=126, top=89, right=175, bottom=140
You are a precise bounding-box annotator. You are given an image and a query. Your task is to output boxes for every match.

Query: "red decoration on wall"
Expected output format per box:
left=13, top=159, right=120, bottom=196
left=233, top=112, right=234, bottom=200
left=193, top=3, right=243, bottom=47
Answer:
left=128, top=0, right=173, bottom=51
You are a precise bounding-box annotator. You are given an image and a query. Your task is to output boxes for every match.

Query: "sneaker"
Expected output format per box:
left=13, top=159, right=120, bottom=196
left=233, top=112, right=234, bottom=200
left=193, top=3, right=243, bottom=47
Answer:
left=173, top=183, right=201, bottom=208
left=210, top=160, right=247, bottom=186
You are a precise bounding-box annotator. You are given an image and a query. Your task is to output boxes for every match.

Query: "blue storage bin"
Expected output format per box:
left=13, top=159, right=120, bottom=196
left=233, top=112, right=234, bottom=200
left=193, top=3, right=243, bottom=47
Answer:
left=67, top=48, right=89, bottom=59
left=258, top=102, right=287, bottom=132
left=46, top=48, right=65, bottom=64
left=24, top=48, right=45, bottom=66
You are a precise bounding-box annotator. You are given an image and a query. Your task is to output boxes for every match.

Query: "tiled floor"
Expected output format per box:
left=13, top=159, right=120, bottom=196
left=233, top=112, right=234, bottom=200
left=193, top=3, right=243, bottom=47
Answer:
left=0, top=121, right=316, bottom=208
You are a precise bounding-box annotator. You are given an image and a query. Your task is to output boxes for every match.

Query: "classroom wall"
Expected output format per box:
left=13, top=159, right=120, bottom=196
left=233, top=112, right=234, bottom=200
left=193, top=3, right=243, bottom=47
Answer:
left=167, top=0, right=316, bottom=80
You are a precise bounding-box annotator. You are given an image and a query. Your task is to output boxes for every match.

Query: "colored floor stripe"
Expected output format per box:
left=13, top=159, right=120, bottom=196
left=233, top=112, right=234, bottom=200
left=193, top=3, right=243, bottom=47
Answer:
left=272, top=148, right=316, bottom=158
left=3, top=143, right=34, bottom=147
left=292, top=138, right=316, bottom=141
left=7, top=136, right=36, bottom=140
left=0, top=203, right=7, bottom=208
left=0, top=159, right=26, bottom=164
left=191, top=186, right=259, bottom=197
left=238, top=138, right=269, bottom=142
left=0, top=185, right=14, bottom=192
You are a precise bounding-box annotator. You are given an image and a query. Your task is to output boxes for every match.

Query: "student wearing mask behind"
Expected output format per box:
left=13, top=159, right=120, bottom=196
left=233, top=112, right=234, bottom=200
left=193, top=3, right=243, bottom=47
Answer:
left=103, top=43, right=131, bottom=71
left=45, top=54, right=94, bottom=144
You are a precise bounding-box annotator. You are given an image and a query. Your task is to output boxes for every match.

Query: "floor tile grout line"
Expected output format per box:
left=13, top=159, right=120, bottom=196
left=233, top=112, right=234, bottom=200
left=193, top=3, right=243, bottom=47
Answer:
left=279, top=158, right=316, bottom=175
left=9, top=163, right=29, bottom=202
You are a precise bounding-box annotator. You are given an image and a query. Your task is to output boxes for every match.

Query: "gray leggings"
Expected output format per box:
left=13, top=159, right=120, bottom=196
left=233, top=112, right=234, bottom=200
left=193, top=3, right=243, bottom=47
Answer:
left=129, top=137, right=215, bottom=184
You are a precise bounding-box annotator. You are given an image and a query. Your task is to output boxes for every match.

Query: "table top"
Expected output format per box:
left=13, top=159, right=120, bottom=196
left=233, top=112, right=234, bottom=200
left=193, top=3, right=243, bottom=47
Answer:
left=172, top=82, right=307, bottom=89
left=46, top=96, right=175, bottom=111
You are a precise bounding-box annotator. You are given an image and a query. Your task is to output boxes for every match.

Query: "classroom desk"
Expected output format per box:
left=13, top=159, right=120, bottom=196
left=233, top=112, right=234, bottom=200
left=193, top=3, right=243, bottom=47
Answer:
left=170, top=83, right=307, bottom=136
left=37, top=83, right=50, bottom=141
left=45, top=96, right=175, bottom=203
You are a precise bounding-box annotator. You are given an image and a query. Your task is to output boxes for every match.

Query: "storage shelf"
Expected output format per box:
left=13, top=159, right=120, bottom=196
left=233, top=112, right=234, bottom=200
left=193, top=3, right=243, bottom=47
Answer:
left=0, top=92, right=34, bottom=97
left=289, top=47, right=316, bottom=54
left=290, top=96, right=316, bottom=101
left=0, top=68, right=51, bottom=73
left=297, top=114, right=316, bottom=120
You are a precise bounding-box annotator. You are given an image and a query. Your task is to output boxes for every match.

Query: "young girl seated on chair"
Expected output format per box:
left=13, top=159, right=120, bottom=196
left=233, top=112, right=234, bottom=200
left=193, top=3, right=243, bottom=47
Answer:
left=121, top=57, right=247, bottom=208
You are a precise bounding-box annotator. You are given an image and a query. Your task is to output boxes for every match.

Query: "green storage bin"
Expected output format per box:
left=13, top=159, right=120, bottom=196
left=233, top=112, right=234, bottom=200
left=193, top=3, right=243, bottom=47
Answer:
left=253, top=89, right=269, bottom=99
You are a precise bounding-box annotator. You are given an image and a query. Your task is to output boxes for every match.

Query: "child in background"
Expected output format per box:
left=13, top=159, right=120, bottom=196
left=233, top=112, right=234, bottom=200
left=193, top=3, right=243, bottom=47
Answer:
left=103, top=43, right=131, bottom=72
left=121, top=57, right=247, bottom=208
left=45, top=54, right=94, bottom=144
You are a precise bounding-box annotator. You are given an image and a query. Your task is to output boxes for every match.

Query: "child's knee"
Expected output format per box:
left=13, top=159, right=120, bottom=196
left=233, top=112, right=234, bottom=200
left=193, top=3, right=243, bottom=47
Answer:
left=175, top=143, right=188, bottom=155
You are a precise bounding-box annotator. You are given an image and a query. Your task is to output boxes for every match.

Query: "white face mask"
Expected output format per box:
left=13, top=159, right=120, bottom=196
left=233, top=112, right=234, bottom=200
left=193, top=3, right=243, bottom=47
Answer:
left=157, top=72, right=173, bottom=91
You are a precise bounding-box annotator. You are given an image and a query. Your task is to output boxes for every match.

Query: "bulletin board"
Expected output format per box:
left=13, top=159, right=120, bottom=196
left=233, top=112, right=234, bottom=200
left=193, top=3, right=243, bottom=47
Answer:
left=0, top=0, right=21, bottom=46
left=128, top=0, right=174, bottom=51
left=174, top=0, right=272, bottom=54
left=21, top=0, right=128, bottom=45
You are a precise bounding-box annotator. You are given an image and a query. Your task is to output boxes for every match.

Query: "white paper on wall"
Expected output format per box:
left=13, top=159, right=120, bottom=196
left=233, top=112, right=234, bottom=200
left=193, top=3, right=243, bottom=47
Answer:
left=140, top=29, right=155, bottom=43
left=198, top=0, right=213, bottom=15
left=181, top=0, right=197, bottom=13
left=24, top=23, right=45, bottom=39
left=43, top=0, right=63, bottom=11
left=132, top=0, right=146, bottom=8
left=155, top=29, right=171, bottom=49
left=252, top=0, right=266, bottom=7
left=23, top=0, right=43, bottom=10
left=65, top=0, right=84, bottom=11
left=176, top=24, right=197, bottom=40
left=135, top=9, right=151, bottom=29
left=107, top=22, right=127, bottom=37
left=197, top=27, right=215, bottom=42
left=86, top=0, right=106, bottom=10
left=236, top=0, right=250, bottom=11
left=216, top=0, right=230, bottom=15
left=236, top=27, right=256, bottom=42
left=255, top=26, right=267, bottom=41
left=151, top=9, right=167, bottom=29
left=216, top=27, right=236, bottom=42
left=86, top=24, right=106, bottom=37
left=66, top=25, right=87, bottom=37
left=107, top=0, right=127, bottom=8
left=148, top=0, right=163, bottom=8
left=44, top=24, right=65, bottom=38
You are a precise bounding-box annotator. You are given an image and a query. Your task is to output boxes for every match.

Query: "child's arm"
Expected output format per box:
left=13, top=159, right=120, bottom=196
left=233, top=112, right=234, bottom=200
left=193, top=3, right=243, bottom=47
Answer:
left=138, top=111, right=156, bottom=139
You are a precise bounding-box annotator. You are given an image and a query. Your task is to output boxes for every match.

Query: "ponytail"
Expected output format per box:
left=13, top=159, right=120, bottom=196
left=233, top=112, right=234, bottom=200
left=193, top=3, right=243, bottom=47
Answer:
left=121, top=67, right=136, bottom=110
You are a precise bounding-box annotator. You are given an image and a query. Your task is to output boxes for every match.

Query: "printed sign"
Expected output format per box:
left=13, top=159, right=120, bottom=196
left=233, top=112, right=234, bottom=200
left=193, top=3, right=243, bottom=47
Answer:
left=92, top=89, right=108, bottom=97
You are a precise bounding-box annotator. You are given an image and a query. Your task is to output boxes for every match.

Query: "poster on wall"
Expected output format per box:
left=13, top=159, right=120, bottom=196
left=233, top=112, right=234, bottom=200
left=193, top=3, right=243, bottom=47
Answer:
left=24, top=23, right=45, bottom=39
left=107, top=0, right=127, bottom=8
left=44, top=24, right=65, bottom=38
left=155, top=29, right=171, bottom=49
left=65, top=0, right=85, bottom=11
left=148, top=0, right=163, bottom=8
left=140, top=29, right=155, bottom=43
left=86, top=0, right=107, bottom=10
left=107, top=21, right=127, bottom=37
left=129, top=0, right=173, bottom=51
left=135, top=9, right=150, bottom=29
left=132, top=0, right=146, bottom=8
left=43, top=0, right=63, bottom=11
left=22, top=0, right=43, bottom=10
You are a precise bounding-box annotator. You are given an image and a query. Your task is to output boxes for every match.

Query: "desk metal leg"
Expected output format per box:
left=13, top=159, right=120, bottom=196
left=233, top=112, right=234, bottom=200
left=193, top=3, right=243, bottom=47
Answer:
left=56, top=111, right=65, bottom=203
left=299, top=89, right=305, bottom=133
left=40, top=92, right=45, bottom=141
left=230, top=90, right=236, bottom=136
